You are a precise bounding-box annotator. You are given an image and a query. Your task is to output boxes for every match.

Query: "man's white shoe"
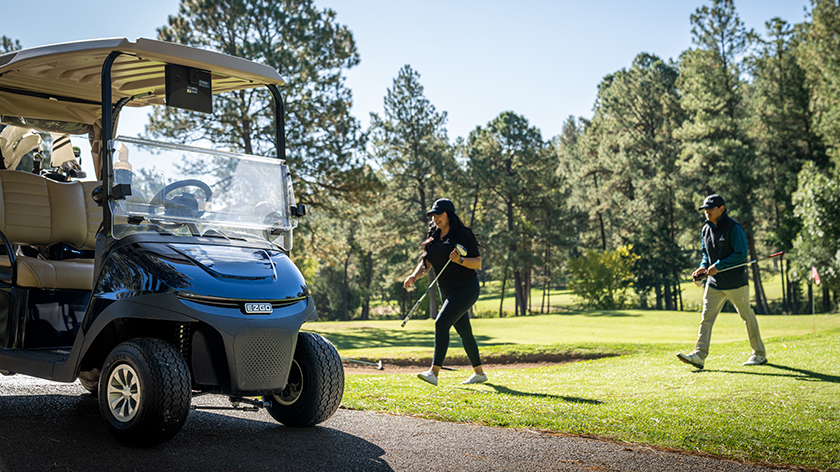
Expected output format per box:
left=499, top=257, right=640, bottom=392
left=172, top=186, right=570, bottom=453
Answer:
left=417, top=370, right=438, bottom=385
left=676, top=351, right=704, bottom=369
left=461, top=373, right=488, bottom=384
left=743, top=354, right=767, bottom=366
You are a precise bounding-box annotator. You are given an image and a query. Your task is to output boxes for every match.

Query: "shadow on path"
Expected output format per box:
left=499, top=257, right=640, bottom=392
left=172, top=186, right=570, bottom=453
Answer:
left=0, top=392, right=391, bottom=472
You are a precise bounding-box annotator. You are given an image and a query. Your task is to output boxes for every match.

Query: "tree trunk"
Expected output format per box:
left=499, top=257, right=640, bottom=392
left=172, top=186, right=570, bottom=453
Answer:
left=498, top=267, right=508, bottom=318
left=360, top=250, right=372, bottom=320
left=746, top=234, right=770, bottom=314
left=545, top=246, right=551, bottom=313
left=655, top=285, right=662, bottom=310
left=506, top=199, right=524, bottom=316
left=676, top=277, right=683, bottom=311
left=780, top=254, right=788, bottom=313
left=514, top=270, right=525, bottom=317
left=664, top=283, right=673, bottom=311
left=525, top=258, right=532, bottom=315
left=823, top=284, right=831, bottom=313
left=341, top=254, right=350, bottom=321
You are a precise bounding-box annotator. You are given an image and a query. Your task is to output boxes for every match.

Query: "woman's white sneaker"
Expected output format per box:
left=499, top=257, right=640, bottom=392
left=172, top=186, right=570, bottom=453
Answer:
left=417, top=370, right=438, bottom=385
left=461, top=373, right=488, bottom=384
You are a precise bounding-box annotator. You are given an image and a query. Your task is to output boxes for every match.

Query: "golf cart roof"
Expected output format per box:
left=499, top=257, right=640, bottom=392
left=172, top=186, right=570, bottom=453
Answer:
left=0, top=37, right=285, bottom=127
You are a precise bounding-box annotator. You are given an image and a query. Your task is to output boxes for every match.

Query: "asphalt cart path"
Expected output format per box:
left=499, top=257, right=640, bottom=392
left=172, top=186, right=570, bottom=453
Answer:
left=0, top=376, right=791, bottom=472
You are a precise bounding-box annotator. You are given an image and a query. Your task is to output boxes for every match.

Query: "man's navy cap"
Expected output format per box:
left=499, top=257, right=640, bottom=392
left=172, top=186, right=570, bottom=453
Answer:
left=426, top=198, right=455, bottom=216
left=698, top=194, right=725, bottom=210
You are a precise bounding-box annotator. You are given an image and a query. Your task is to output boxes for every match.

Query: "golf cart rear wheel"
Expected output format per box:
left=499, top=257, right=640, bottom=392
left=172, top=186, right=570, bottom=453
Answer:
left=264, top=332, right=344, bottom=427
left=98, top=338, right=191, bottom=447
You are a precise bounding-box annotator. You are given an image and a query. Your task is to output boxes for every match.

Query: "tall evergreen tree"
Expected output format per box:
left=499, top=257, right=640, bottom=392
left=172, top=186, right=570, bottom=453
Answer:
left=150, top=0, right=367, bottom=206
left=469, top=112, right=546, bottom=316
left=676, top=0, right=771, bottom=313
left=749, top=17, right=826, bottom=312
left=592, top=53, right=688, bottom=309
left=368, top=64, right=455, bottom=318
left=799, top=0, right=840, bottom=165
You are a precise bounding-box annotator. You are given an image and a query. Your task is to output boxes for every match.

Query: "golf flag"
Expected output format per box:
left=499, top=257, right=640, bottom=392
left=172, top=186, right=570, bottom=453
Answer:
left=812, top=266, right=821, bottom=285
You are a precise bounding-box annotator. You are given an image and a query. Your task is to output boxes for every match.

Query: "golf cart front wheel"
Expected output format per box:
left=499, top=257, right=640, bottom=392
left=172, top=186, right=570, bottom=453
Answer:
left=98, top=338, right=192, bottom=446
left=264, top=332, right=344, bottom=427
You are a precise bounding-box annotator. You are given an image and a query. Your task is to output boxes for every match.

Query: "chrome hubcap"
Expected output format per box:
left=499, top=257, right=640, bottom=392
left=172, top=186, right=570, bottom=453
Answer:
left=274, top=359, right=303, bottom=406
left=107, top=364, right=141, bottom=422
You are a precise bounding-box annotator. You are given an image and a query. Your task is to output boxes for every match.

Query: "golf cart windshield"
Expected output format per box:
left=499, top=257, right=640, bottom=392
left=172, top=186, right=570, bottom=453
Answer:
left=110, top=136, right=297, bottom=250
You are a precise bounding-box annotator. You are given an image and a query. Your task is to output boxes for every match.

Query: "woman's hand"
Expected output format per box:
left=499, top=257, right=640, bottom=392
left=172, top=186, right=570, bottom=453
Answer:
left=449, top=248, right=462, bottom=264
left=404, top=275, right=416, bottom=290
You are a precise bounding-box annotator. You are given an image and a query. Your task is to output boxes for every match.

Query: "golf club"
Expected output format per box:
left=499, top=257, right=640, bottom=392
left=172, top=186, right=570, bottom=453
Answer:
left=341, top=358, right=383, bottom=370
left=693, top=251, right=783, bottom=287
left=401, top=244, right=467, bottom=327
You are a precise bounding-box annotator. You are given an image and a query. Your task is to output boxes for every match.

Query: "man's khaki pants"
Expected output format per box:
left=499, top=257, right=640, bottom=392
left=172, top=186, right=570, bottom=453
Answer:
left=694, top=284, right=766, bottom=360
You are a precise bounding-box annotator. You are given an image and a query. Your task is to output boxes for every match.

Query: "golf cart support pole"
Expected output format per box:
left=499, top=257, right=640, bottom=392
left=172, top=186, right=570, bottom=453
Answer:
left=100, top=51, right=122, bottom=238
left=266, top=84, right=286, bottom=161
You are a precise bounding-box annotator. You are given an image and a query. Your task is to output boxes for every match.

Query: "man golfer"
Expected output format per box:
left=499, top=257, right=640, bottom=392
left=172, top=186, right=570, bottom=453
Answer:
left=677, top=194, right=767, bottom=369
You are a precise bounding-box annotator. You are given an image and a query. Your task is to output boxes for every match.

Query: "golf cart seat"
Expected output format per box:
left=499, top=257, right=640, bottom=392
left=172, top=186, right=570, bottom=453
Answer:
left=0, top=170, right=97, bottom=290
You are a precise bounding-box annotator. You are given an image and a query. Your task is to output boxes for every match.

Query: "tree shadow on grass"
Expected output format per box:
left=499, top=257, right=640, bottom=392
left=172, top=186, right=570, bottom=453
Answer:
left=701, top=363, right=840, bottom=383
left=478, top=383, right=603, bottom=404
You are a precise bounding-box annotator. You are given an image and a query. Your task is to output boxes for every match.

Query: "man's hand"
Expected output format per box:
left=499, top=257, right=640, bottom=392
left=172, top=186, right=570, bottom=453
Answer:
left=692, top=267, right=707, bottom=280
left=707, top=265, right=719, bottom=276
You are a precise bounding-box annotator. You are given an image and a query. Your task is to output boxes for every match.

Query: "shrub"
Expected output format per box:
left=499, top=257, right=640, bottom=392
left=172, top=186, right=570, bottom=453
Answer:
left=568, top=245, right=639, bottom=309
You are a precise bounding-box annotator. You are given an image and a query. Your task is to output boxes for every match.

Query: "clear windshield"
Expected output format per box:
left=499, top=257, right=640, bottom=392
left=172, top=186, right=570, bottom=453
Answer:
left=109, top=136, right=296, bottom=250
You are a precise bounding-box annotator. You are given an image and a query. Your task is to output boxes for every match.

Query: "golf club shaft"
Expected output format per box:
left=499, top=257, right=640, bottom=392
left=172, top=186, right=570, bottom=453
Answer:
left=400, top=259, right=452, bottom=327
left=341, top=358, right=382, bottom=369
left=695, top=251, right=783, bottom=281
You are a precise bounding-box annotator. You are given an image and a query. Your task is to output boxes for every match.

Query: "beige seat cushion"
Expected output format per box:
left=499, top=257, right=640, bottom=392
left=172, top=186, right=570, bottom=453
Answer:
left=14, top=256, right=94, bottom=290
left=0, top=171, right=98, bottom=290
left=0, top=171, right=87, bottom=248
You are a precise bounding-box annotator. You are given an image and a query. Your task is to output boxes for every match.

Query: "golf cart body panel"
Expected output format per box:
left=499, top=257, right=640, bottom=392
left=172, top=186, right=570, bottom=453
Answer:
left=0, top=38, right=341, bottom=444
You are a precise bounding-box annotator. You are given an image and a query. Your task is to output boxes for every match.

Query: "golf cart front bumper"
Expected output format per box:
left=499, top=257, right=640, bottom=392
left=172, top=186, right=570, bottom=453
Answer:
left=181, top=296, right=318, bottom=395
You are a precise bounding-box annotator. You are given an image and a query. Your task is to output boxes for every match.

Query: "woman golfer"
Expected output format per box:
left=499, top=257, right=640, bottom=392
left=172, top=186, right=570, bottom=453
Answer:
left=403, top=198, right=487, bottom=385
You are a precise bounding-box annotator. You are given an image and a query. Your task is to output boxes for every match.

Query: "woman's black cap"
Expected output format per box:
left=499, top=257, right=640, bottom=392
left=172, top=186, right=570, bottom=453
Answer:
left=426, top=198, right=455, bottom=216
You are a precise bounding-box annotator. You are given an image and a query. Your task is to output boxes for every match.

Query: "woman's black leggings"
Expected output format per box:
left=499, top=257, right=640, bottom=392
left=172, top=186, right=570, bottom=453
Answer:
left=433, top=276, right=482, bottom=368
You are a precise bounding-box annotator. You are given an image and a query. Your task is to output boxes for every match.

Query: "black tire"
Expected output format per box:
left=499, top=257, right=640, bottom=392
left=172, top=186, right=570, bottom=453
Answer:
left=98, top=338, right=192, bottom=446
left=264, top=332, right=344, bottom=427
left=78, top=369, right=100, bottom=394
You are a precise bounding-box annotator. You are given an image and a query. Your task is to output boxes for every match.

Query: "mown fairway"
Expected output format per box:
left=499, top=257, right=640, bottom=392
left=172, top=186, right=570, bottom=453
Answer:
left=308, top=312, right=840, bottom=471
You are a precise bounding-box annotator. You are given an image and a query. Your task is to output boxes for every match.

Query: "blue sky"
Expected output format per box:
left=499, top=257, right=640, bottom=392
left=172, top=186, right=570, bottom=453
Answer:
left=2, top=0, right=809, bottom=141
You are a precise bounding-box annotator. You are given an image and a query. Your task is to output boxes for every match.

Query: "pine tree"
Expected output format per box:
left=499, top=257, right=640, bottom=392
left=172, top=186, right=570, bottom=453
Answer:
left=676, top=0, right=771, bottom=313
left=150, top=0, right=367, bottom=206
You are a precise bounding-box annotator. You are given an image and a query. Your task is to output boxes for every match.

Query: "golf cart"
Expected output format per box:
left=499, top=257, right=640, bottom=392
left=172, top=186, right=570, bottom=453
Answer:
left=0, top=38, right=343, bottom=446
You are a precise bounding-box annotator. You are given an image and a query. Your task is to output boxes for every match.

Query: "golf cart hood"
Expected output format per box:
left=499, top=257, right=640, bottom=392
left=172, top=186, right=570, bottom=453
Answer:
left=96, top=241, right=309, bottom=303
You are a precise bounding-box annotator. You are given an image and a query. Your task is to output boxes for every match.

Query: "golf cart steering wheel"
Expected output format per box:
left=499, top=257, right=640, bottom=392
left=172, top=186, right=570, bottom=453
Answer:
left=149, top=179, right=213, bottom=218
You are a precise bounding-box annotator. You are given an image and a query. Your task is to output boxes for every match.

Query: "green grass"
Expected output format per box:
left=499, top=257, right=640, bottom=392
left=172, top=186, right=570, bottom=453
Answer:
left=308, top=312, right=840, bottom=470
